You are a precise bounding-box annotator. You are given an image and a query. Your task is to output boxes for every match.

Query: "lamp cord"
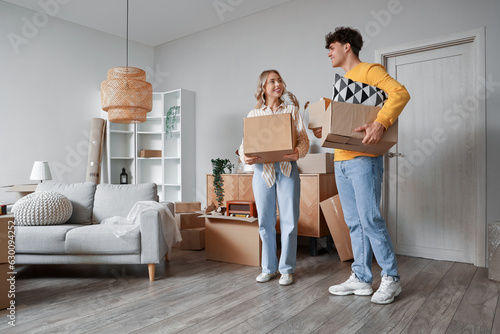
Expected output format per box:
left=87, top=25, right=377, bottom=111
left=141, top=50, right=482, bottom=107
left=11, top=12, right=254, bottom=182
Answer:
left=126, top=0, right=129, bottom=67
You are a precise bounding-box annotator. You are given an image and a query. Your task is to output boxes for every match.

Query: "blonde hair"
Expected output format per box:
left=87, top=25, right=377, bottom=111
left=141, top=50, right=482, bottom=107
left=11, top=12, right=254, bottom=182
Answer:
left=254, top=69, right=299, bottom=109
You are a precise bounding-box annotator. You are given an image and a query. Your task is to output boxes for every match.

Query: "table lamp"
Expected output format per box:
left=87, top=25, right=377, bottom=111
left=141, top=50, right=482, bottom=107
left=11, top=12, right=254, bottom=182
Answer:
left=30, top=161, right=52, bottom=183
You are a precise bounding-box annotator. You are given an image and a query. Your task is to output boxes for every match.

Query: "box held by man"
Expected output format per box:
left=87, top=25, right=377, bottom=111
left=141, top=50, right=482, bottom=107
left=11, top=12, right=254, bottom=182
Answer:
left=321, top=101, right=398, bottom=155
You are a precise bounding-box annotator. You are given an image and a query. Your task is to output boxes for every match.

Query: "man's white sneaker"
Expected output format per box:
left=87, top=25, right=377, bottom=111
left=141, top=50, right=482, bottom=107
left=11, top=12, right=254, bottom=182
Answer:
left=328, top=273, right=373, bottom=296
left=371, top=275, right=402, bottom=304
left=256, top=272, right=278, bottom=283
left=279, top=274, right=293, bottom=286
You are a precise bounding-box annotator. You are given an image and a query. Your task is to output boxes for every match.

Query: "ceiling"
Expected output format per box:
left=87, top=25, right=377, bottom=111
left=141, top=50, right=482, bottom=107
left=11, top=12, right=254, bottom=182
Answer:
left=3, top=0, right=294, bottom=47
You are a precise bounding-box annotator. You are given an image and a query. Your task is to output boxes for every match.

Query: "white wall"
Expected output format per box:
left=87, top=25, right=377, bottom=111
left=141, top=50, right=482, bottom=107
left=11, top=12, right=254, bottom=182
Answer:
left=0, top=1, right=154, bottom=185
left=153, top=0, right=500, bottom=222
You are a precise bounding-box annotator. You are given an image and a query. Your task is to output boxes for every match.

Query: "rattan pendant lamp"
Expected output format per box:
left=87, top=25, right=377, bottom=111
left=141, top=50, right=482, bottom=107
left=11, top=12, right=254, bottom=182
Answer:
left=101, top=0, right=152, bottom=124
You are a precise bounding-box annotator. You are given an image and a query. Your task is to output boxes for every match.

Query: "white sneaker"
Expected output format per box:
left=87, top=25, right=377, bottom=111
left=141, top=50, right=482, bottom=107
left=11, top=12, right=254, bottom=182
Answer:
left=256, top=272, right=278, bottom=283
left=279, top=274, right=293, bottom=286
left=328, top=272, right=373, bottom=296
left=371, top=275, right=402, bottom=304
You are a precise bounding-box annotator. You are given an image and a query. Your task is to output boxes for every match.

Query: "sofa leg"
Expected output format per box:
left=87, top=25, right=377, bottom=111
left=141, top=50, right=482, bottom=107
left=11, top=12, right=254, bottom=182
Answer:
left=165, top=252, right=169, bottom=261
left=148, top=264, right=155, bottom=281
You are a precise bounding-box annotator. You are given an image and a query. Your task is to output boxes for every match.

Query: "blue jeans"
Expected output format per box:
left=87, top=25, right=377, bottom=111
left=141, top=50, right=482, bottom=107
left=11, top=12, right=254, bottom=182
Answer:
left=334, top=156, right=398, bottom=283
left=252, top=162, right=300, bottom=274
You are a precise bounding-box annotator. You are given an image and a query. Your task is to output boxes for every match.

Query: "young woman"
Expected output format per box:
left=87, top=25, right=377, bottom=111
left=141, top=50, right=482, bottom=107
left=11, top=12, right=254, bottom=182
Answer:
left=239, top=70, right=309, bottom=285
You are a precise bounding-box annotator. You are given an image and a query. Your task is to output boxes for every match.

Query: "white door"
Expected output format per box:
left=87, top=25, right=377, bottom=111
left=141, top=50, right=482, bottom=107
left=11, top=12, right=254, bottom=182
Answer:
left=379, top=29, right=486, bottom=266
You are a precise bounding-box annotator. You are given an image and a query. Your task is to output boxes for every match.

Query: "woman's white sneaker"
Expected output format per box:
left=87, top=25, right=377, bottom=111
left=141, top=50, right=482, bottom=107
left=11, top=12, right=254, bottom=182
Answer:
left=256, top=272, right=278, bottom=283
left=371, top=275, right=402, bottom=304
left=328, top=272, right=373, bottom=296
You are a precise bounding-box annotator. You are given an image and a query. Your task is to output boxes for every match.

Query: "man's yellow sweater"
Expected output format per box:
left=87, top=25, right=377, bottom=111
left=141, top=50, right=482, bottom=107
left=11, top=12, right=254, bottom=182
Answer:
left=335, top=62, right=411, bottom=161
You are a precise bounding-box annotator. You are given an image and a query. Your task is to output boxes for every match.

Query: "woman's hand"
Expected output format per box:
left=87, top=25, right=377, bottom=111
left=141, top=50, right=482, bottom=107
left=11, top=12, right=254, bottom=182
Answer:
left=243, top=154, right=260, bottom=165
left=283, top=147, right=300, bottom=161
left=312, top=128, right=322, bottom=139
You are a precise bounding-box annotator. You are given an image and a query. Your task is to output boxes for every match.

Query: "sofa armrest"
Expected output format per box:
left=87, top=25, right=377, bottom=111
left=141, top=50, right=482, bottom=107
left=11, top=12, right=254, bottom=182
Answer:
left=160, top=201, right=175, bottom=215
left=139, top=210, right=168, bottom=264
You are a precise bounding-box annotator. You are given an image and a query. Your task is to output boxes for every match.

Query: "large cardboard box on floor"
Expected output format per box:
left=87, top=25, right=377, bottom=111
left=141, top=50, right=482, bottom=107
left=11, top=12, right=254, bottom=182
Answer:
left=320, top=195, right=353, bottom=261
left=308, top=98, right=331, bottom=130
left=180, top=228, right=205, bottom=250
left=174, top=202, right=201, bottom=213
left=0, top=215, right=14, bottom=264
left=203, top=215, right=261, bottom=266
left=297, top=153, right=334, bottom=174
left=175, top=212, right=204, bottom=229
left=243, top=113, right=297, bottom=163
left=321, top=101, right=398, bottom=155
left=0, top=263, right=12, bottom=309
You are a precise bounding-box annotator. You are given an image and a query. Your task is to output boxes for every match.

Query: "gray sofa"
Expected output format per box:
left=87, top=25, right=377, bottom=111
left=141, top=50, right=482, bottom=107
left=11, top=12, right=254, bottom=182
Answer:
left=14, top=182, right=174, bottom=281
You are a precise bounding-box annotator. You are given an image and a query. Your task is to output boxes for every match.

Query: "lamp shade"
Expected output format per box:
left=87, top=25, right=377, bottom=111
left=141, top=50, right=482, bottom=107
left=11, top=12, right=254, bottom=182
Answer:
left=30, top=161, right=52, bottom=182
left=101, top=67, right=152, bottom=124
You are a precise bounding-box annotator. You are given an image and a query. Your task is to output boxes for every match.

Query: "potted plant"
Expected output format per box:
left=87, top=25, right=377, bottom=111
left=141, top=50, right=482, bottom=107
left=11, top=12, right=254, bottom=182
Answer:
left=211, top=158, right=234, bottom=211
left=165, top=106, right=180, bottom=138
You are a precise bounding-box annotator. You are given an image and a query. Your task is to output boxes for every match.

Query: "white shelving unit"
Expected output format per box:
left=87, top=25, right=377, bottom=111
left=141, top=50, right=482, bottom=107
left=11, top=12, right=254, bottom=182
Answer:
left=103, top=89, right=195, bottom=202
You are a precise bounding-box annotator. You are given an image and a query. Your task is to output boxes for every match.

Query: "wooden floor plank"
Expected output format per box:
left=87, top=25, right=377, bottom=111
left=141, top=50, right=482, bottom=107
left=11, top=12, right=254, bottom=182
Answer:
left=312, top=256, right=430, bottom=334
left=492, top=282, right=500, bottom=334
left=401, top=262, right=476, bottom=334
left=452, top=267, right=499, bottom=328
left=355, top=260, right=454, bottom=333
left=0, top=247, right=498, bottom=334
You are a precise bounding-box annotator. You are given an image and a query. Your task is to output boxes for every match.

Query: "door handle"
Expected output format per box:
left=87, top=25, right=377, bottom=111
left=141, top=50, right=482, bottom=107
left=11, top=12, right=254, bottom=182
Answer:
left=387, top=152, right=403, bottom=158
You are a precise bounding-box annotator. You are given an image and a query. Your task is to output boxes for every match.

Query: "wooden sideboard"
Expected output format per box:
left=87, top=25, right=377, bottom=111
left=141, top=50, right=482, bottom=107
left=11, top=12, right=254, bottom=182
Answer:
left=206, top=173, right=337, bottom=239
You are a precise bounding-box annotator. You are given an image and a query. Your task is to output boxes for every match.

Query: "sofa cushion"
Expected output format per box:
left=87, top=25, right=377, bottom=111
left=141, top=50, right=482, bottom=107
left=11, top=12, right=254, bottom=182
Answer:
left=92, top=183, right=157, bottom=223
left=36, top=182, right=96, bottom=225
left=15, top=224, right=81, bottom=254
left=65, top=225, right=140, bottom=254
left=13, top=191, right=73, bottom=226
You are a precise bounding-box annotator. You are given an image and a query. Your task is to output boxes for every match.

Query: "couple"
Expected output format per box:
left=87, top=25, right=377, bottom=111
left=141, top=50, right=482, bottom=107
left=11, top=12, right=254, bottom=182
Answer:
left=239, top=27, right=410, bottom=305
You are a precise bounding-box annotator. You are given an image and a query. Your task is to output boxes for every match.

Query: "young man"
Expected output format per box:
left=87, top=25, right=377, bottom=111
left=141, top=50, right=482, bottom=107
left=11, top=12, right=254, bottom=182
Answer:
left=314, top=27, right=410, bottom=304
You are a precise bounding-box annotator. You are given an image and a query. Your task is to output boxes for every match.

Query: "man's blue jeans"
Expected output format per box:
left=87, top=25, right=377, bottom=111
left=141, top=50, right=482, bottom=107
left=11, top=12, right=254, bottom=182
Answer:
left=334, top=156, right=399, bottom=283
left=252, top=162, right=300, bottom=274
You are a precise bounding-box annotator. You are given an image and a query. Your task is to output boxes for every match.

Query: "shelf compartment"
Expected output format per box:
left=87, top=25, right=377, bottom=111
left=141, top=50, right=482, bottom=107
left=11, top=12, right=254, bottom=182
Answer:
left=137, top=158, right=163, bottom=185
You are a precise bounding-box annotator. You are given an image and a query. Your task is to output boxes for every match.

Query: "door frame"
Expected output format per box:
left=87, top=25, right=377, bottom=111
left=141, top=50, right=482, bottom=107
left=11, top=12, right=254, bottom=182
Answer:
left=375, top=27, right=486, bottom=267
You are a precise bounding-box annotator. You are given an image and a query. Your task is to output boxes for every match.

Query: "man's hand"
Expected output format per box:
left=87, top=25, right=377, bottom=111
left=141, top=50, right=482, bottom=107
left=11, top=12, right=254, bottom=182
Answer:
left=355, top=121, right=385, bottom=145
left=312, top=128, right=322, bottom=139
left=283, top=147, right=300, bottom=161
left=243, top=154, right=260, bottom=165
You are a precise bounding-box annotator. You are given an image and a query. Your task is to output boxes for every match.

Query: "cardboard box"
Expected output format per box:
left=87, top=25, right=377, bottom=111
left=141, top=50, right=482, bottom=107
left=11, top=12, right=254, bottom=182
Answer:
left=297, top=153, right=334, bottom=174
left=0, top=215, right=14, bottom=264
left=180, top=228, right=205, bottom=250
left=140, top=149, right=162, bottom=158
left=308, top=97, right=331, bottom=130
left=203, top=215, right=261, bottom=266
left=175, top=213, right=204, bottom=229
left=0, top=263, right=12, bottom=310
left=320, top=195, right=353, bottom=261
left=321, top=101, right=398, bottom=155
left=174, top=202, right=201, bottom=213
left=243, top=113, right=297, bottom=163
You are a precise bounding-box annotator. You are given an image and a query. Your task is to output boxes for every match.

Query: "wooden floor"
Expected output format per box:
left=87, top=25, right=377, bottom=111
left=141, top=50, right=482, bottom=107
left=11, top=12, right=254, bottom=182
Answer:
left=1, top=243, right=500, bottom=334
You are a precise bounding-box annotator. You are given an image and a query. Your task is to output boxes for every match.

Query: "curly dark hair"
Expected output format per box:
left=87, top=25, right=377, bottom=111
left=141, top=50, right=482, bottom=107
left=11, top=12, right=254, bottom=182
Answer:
left=325, top=27, right=364, bottom=56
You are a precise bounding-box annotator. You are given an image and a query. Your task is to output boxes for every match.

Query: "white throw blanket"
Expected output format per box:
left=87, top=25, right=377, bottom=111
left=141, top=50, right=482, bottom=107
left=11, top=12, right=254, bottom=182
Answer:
left=101, top=201, right=182, bottom=252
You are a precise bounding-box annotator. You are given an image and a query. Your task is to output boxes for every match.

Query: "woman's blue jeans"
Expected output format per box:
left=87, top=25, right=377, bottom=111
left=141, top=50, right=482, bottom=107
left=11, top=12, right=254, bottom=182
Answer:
left=334, top=156, right=398, bottom=283
left=252, top=162, right=300, bottom=274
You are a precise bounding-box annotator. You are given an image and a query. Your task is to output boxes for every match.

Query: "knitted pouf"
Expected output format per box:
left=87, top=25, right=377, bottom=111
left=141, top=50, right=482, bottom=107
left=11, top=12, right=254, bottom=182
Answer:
left=13, top=191, right=73, bottom=226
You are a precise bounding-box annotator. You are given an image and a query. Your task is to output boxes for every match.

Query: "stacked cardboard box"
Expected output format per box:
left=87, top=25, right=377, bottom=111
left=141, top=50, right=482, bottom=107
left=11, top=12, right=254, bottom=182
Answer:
left=297, top=153, right=334, bottom=174
left=0, top=215, right=14, bottom=309
left=174, top=202, right=205, bottom=250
